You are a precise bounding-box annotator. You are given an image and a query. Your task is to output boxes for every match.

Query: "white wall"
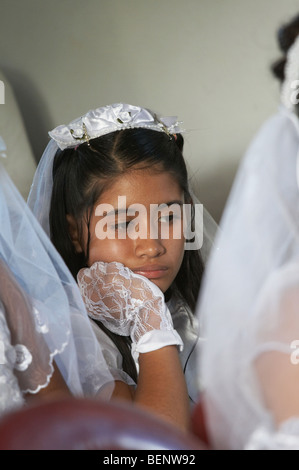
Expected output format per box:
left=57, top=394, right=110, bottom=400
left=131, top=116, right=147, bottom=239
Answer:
left=0, top=0, right=299, bottom=220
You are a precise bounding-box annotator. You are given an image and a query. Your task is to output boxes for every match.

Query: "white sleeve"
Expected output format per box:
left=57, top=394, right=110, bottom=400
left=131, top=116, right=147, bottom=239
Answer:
left=89, top=319, right=136, bottom=387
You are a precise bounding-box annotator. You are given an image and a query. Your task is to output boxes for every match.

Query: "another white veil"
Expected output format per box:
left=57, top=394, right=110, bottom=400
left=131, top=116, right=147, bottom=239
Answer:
left=197, top=35, right=299, bottom=449
left=0, top=139, right=114, bottom=410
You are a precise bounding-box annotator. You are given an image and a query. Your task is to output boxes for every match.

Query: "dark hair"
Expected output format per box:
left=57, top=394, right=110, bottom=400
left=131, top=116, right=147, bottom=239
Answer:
left=271, top=13, right=299, bottom=83
left=50, top=128, right=204, bottom=382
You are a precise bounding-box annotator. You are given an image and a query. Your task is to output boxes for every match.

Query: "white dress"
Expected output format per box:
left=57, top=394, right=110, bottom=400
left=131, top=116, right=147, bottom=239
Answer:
left=90, top=291, right=202, bottom=404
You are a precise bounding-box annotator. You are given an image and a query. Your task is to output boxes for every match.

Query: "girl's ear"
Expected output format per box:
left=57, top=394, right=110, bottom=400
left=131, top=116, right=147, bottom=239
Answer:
left=66, top=215, right=83, bottom=253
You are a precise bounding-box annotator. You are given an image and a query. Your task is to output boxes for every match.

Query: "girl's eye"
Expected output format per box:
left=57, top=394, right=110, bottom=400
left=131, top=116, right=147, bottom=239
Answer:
left=159, top=214, right=172, bottom=223
left=113, top=221, right=130, bottom=231
left=159, top=213, right=180, bottom=223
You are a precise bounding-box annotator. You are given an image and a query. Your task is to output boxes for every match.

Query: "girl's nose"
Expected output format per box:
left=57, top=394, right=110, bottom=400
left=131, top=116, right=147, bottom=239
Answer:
left=135, top=237, right=166, bottom=258
left=134, top=221, right=166, bottom=258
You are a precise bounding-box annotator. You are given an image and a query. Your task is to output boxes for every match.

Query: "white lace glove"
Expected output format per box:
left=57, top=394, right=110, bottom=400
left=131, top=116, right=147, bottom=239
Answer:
left=77, top=261, right=183, bottom=360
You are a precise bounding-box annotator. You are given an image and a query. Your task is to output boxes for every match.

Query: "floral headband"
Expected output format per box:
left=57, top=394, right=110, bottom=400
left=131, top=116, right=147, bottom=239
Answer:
left=49, top=103, right=184, bottom=150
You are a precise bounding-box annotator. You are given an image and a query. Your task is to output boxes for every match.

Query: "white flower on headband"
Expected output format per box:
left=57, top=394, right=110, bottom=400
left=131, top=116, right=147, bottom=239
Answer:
left=115, top=110, right=133, bottom=124
left=281, top=36, right=299, bottom=110
left=48, top=103, right=183, bottom=150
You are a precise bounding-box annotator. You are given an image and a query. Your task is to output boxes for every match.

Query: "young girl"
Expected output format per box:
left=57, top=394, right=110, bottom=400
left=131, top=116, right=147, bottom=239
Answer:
left=28, top=103, right=216, bottom=430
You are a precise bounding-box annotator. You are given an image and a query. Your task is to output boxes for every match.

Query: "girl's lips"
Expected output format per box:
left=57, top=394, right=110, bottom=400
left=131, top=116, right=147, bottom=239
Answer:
left=132, top=265, right=168, bottom=279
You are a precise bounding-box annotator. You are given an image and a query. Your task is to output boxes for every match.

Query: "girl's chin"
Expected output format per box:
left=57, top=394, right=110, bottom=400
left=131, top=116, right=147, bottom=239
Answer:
left=148, top=279, right=168, bottom=293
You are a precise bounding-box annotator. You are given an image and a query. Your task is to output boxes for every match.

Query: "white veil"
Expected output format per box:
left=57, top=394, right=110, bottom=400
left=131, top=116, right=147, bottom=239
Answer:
left=0, top=139, right=114, bottom=407
left=197, top=35, right=299, bottom=449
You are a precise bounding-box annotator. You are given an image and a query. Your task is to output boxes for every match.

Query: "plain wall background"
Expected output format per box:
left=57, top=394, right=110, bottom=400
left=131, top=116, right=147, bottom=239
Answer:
left=0, top=0, right=299, bottom=220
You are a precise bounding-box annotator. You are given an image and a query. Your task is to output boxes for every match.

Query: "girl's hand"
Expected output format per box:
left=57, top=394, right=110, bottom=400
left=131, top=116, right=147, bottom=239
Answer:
left=78, top=261, right=188, bottom=431
left=77, top=261, right=182, bottom=354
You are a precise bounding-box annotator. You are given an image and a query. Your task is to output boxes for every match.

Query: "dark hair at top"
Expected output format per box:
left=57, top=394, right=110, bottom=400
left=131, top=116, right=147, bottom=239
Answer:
left=49, top=128, right=204, bottom=382
left=271, top=13, right=299, bottom=83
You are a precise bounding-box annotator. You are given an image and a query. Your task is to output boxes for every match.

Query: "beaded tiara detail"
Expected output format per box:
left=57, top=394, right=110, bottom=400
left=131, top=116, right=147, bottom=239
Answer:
left=49, top=103, right=183, bottom=150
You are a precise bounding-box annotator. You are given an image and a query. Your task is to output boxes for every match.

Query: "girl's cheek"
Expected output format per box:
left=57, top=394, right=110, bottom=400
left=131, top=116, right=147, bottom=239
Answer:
left=87, top=239, right=130, bottom=267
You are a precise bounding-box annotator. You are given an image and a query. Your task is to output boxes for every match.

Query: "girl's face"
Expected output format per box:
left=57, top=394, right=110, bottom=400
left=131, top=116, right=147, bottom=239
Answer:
left=74, top=169, right=186, bottom=293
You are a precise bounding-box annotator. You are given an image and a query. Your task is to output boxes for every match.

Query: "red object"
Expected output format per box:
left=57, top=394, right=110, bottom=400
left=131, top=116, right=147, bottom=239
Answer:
left=191, top=397, right=211, bottom=448
left=0, top=397, right=208, bottom=450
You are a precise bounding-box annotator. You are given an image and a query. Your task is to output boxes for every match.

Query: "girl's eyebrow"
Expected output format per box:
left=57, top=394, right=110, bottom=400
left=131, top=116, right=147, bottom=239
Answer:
left=101, top=208, right=127, bottom=218
left=99, top=201, right=184, bottom=218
